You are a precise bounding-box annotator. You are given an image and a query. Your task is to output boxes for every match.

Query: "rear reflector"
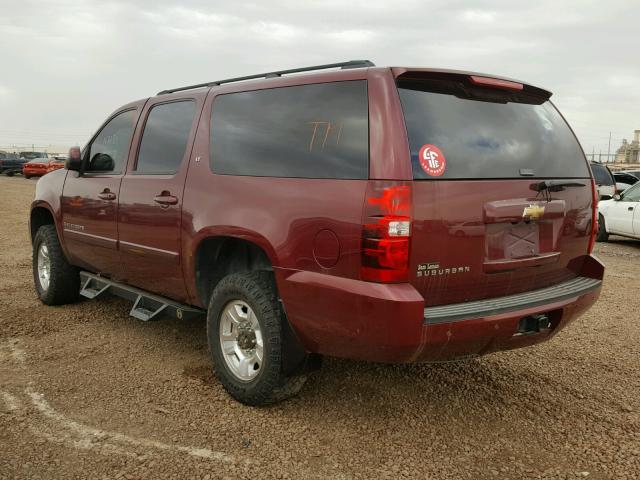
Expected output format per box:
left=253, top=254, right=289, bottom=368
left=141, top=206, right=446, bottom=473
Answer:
left=588, top=178, right=598, bottom=254
left=469, top=75, right=524, bottom=91
left=361, top=182, right=412, bottom=283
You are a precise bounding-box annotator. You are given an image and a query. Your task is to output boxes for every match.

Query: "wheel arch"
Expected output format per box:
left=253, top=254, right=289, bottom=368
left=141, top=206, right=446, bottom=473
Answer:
left=30, top=202, right=58, bottom=243
left=193, top=234, right=276, bottom=308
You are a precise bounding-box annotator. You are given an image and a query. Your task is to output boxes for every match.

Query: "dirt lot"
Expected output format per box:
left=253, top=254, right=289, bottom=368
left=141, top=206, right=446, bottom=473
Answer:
left=0, top=175, right=638, bottom=480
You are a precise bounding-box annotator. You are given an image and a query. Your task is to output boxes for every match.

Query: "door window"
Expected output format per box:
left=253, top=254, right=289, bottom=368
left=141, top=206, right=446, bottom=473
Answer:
left=622, top=183, right=640, bottom=202
left=136, top=100, right=196, bottom=174
left=87, top=110, right=135, bottom=174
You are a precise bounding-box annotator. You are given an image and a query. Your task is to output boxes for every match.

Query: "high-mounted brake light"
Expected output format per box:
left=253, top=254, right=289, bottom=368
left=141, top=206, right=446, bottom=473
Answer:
left=588, top=177, right=598, bottom=254
left=469, top=75, right=524, bottom=91
left=361, top=182, right=412, bottom=283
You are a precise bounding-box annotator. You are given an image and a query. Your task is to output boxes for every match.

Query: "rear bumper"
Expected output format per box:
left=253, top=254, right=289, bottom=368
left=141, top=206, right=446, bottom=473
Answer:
left=276, top=255, right=604, bottom=363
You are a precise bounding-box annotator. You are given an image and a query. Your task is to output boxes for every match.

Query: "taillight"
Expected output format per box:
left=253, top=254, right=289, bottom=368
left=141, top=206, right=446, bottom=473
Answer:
left=587, top=178, right=598, bottom=254
left=361, top=181, right=412, bottom=283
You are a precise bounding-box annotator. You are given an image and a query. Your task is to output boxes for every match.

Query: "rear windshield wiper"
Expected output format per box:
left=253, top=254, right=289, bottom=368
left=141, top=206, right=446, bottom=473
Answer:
left=530, top=180, right=586, bottom=193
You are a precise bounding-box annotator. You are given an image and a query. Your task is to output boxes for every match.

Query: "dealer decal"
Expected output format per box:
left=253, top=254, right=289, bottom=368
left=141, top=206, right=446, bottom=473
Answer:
left=418, top=144, right=446, bottom=177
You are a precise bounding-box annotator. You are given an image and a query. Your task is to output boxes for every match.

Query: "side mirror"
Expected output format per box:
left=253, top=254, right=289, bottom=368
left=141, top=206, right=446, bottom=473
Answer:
left=613, top=193, right=621, bottom=201
left=66, top=146, right=82, bottom=171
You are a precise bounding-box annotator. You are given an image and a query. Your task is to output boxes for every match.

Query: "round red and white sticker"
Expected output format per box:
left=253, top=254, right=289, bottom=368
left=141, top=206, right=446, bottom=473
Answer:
left=418, top=144, right=446, bottom=177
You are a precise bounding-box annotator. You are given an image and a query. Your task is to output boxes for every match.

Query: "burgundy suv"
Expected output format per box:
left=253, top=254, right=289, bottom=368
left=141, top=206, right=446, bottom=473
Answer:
left=30, top=61, right=604, bottom=405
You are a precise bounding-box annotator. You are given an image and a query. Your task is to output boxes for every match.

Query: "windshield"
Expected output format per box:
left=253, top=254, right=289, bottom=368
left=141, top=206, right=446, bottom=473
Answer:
left=398, top=84, right=590, bottom=180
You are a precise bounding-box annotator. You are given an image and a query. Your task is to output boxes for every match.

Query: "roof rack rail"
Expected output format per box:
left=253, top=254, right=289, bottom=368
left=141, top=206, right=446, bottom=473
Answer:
left=157, top=60, right=375, bottom=95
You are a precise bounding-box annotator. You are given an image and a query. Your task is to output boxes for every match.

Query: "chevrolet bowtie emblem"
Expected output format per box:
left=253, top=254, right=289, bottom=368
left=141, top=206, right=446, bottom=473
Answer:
left=522, top=204, right=545, bottom=219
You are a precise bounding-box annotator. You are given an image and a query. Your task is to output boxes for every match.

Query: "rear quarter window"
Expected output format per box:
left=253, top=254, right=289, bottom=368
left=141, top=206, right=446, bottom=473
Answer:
left=210, top=81, right=369, bottom=179
left=398, top=84, right=590, bottom=180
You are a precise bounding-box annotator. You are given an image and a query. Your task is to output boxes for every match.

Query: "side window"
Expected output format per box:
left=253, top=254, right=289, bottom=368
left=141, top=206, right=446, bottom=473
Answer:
left=87, top=110, right=135, bottom=174
left=136, top=100, right=196, bottom=174
left=210, top=81, right=369, bottom=179
left=623, top=184, right=640, bottom=202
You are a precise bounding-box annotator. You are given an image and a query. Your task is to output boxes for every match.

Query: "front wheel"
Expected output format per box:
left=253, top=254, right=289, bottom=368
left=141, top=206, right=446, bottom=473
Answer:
left=32, top=225, right=80, bottom=305
left=596, top=214, right=609, bottom=242
left=207, top=271, right=307, bottom=406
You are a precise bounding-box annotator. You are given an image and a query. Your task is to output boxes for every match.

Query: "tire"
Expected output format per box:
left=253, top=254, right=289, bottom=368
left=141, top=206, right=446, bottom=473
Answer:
left=207, top=271, right=307, bottom=406
left=24, top=174, right=31, bottom=179
left=32, top=225, right=80, bottom=305
left=596, top=214, right=609, bottom=242
left=6, top=171, right=14, bottom=177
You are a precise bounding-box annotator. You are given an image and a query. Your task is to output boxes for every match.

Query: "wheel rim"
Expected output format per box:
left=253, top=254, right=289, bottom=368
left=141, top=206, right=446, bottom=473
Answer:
left=219, top=300, right=264, bottom=382
left=37, top=243, right=51, bottom=291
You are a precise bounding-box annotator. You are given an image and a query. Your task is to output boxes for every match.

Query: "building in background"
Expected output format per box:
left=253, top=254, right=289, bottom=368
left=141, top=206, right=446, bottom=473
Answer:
left=616, top=130, right=640, bottom=164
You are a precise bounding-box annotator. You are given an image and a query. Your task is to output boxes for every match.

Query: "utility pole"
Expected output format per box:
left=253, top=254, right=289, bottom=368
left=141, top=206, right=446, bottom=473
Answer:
left=607, top=132, right=611, bottom=164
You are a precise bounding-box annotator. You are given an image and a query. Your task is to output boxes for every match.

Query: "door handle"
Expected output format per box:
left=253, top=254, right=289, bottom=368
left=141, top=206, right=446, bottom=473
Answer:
left=629, top=207, right=634, bottom=211
left=98, top=189, right=116, bottom=201
left=153, top=193, right=178, bottom=207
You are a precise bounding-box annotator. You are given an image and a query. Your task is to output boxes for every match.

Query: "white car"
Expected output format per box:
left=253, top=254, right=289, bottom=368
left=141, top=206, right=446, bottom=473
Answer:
left=597, top=182, right=640, bottom=241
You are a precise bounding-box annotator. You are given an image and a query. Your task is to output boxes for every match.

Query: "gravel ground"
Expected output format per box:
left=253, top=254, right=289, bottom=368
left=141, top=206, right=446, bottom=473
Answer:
left=0, top=175, right=639, bottom=480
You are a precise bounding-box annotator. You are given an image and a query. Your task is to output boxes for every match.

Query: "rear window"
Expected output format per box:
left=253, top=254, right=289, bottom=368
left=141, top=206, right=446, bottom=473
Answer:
left=210, top=81, right=369, bottom=179
left=398, top=84, right=590, bottom=180
left=590, top=163, right=614, bottom=185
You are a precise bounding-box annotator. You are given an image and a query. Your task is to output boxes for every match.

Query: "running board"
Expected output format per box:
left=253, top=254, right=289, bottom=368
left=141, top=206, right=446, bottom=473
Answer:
left=79, top=271, right=204, bottom=322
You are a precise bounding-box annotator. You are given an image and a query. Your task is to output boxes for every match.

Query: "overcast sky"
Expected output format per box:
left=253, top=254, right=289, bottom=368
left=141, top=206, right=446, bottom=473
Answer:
left=0, top=0, right=638, bottom=158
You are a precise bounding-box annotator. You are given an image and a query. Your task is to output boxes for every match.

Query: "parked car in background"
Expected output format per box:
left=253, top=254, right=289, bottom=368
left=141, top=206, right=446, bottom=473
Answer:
left=29, top=61, right=604, bottom=405
left=621, top=170, right=640, bottom=180
left=22, top=159, right=51, bottom=179
left=613, top=171, right=638, bottom=193
left=47, top=157, right=66, bottom=173
left=597, top=182, right=640, bottom=241
left=590, top=162, right=616, bottom=199
left=0, top=153, right=28, bottom=176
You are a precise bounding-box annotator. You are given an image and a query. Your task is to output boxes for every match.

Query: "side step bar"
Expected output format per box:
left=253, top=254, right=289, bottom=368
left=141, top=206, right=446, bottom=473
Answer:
left=79, top=271, right=205, bottom=321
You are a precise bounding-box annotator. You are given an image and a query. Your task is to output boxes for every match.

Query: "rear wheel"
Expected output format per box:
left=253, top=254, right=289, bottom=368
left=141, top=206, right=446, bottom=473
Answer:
left=24, top=174, right=31, bottom=179
left=596, top=214, right=609, bottom=242
left=207, top=271, right=307, bottom=406
left=32, top=225, right=80, bottom=305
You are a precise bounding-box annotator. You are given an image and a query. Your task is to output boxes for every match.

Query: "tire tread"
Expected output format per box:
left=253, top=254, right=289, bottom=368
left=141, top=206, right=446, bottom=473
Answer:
left=207, top=271, right=307, bottom=406
left=33, top=225, right=80, bottom=305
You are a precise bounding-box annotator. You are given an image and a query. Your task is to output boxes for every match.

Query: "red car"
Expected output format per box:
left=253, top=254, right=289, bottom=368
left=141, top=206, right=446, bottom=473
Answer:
left=29, top=61, right=603, bottom=405
left=23, top=157, right=65, bottom=178
left=22, top=159, right=50, bottom=179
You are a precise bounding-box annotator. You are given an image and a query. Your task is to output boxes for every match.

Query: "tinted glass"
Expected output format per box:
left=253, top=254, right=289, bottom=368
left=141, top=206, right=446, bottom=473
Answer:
left=88, top=110, right=135, bottom=174
left=591, top=163, right=614, bottom=185
left=398, top=86, right=590, bottom=180
left=210, top=81, right=368, bottom=179
left=136, top=101, right=196, bottom=174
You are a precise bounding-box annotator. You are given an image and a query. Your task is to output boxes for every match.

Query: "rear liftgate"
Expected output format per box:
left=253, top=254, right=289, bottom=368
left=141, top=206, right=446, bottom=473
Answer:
left=80, top=271, right=204, bottom=321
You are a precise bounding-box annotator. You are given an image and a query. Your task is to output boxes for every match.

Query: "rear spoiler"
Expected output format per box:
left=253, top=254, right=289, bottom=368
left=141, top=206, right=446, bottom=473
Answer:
left=392, top=67, right=552, bottom=105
